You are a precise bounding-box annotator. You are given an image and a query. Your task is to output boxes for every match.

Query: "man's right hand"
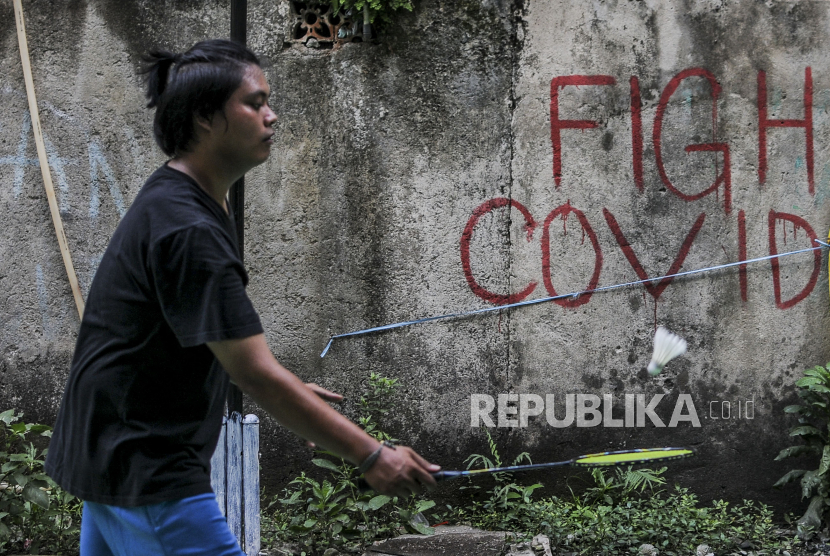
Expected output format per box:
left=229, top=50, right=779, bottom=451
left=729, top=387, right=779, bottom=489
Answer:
left=363, top=444, right=440, bottom=497
left=208, top=334, right=442, bottom=495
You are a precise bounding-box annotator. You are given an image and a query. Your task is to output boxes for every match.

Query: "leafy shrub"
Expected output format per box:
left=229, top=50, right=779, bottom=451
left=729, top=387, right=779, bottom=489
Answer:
left=774, top=362, right=830, bottom=539
left=538, top=482, right=784, bottom=555
left=329, top=0, right=414, bottom=24
left=451, top=432, right=787, bottom=554
left=449, top=429, right=543, bottom=533
left=262, top=377, right=793, bottom=555
left=265, top=464, right=436, bottom=555
left=0, top=409, right=82, bottom=555
left=262, top=373, right=439, bottom=555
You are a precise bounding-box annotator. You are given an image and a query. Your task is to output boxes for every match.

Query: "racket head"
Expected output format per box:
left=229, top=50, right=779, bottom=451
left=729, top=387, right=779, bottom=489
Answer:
left=571, top=447, right=694, bottom=467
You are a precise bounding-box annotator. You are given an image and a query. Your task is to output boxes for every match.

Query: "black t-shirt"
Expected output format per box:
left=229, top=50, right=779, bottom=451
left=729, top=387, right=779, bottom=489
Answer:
left=45, top=164, right=263, bottom=507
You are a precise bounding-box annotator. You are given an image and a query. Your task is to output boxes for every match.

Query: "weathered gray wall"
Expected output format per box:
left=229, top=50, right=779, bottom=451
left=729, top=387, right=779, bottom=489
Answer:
left=0, top=0, right=228, bottom=417
left=504, top=0, right=830, bottom=509
left=243, top=0, right=520, bottom=491
left=2, top=0, right=829, bottom=514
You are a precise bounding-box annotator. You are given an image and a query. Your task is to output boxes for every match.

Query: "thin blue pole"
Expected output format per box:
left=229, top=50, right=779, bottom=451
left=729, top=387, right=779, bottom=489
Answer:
left=321, top=239, right=829, bottom=357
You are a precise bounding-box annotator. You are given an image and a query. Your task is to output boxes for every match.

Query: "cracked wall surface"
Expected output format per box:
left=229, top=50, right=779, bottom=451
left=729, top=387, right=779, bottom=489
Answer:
left=1, top=0, right=829, bottom=511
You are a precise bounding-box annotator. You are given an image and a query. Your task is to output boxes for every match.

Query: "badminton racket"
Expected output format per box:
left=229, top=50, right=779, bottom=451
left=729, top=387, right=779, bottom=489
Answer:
left=357, top=446, right=693, bottom=490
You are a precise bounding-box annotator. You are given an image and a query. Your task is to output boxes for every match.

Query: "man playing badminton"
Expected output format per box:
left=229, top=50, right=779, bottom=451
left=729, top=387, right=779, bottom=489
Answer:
left=45, top=39, right=439, bottom=556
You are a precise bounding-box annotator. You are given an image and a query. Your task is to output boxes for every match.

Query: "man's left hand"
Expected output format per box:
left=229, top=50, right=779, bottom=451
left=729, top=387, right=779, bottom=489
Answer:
left=304, top=383, right=344, bottom=448
left=305, top=383, right=344, bottom=403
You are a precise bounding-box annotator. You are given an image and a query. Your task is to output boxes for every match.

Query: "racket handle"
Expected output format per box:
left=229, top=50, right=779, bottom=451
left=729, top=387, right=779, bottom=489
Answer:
left=356, top=471, right=458, bottom=492
left=433, top=471, right=463, bottom=481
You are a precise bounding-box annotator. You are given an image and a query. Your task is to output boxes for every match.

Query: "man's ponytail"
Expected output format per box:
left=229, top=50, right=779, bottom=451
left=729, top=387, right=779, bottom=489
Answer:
left=140, top=50, right=179, bottom=109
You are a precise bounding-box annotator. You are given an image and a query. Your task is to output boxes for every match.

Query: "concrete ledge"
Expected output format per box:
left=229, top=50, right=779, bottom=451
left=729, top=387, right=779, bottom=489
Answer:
left=363, top=525, right=508, bottom=556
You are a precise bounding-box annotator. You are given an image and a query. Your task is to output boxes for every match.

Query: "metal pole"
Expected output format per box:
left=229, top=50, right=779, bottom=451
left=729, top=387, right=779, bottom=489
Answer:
left=227, top=0, right=247, bottom=414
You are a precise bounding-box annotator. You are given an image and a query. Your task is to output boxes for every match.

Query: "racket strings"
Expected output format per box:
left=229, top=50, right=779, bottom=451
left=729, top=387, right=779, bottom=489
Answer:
left=573, top=448, right=694, bottom=467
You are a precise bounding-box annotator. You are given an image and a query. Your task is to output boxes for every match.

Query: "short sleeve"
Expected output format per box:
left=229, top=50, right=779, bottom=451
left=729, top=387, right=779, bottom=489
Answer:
left=150, top=224, right=263, bottom=347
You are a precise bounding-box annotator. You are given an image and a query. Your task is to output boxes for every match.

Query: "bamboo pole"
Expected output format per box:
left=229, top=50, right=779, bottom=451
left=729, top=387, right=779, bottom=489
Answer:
left=13, top=0, right=85, bottom=319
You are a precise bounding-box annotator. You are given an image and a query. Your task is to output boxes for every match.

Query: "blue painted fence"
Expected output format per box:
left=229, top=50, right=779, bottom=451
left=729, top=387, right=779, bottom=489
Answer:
left=211, top=412, right=260, bottom=556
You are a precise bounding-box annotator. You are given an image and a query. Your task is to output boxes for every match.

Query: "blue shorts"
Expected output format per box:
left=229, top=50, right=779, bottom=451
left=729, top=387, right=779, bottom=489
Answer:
left=80, top=493, right=245, bottom=556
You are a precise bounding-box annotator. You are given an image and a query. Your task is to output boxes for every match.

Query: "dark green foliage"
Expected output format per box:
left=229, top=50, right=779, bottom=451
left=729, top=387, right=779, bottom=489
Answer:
left=328, top=0, right=414, bottom=24
left=265, top=465, right=437, bottom=555
left=0, top=409, right=82, bottom=555
left=263, top=382, right=792, bottom=555
left=453, top=434, right=786, bottom=554
left=262, top=373, right=439, bottom=555
left=774, top=362, right=830, bottom=539
left=451, top=429, right=543, bottom=533
left=355, top=372, right=397, bottom=442
left=528, top=485, right=782, bottom=555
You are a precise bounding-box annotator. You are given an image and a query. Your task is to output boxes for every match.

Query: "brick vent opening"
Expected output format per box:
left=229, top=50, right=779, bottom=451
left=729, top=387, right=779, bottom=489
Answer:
left=289, top=1, right=364, bottom=48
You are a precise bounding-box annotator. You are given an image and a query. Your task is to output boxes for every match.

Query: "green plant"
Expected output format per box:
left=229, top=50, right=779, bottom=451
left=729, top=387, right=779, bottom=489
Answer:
left=774, top=362, right=830, bottom=539
left=450, top=429, right=543, bottom=534
left=262, top=378, right=794, bottom=555
left=579, top=466, right=666, bottom=506
left=262, top=374, right=439, bottom=555
left=355, top=373, right=398, bottom=442
left=450, top=433, right=788, bottom=554
left=0, top=409, right=82, bottom=554
left=545, top=481, right=787, bottom=555
left=329, top=0, right=414, bottom=25
left=269, top=467, right=436, bottom=554
left=454, top=463, right=788, bottom=554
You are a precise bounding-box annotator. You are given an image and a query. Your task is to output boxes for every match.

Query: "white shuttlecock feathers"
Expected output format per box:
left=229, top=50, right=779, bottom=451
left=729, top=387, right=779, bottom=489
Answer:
left=647, top=326, right=687, bottom=376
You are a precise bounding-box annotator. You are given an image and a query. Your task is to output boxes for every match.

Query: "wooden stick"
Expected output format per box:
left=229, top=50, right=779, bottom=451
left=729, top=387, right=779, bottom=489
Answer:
left=14, top=0, right=85, bottom=319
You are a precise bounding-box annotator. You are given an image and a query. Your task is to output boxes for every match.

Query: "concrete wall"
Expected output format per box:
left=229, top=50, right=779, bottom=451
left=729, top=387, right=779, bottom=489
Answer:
left=2, top=0, right=829, bottom=512
left=504, top=0, right=830, bottom=509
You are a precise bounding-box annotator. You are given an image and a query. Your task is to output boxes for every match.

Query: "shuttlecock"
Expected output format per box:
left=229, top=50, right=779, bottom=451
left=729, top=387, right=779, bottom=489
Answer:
left=647, top=326, right=687, bottom=376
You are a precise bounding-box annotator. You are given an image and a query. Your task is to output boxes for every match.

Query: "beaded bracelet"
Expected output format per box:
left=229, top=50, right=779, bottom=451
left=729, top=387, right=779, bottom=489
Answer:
left=357, top=440, right=396, bottom=474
